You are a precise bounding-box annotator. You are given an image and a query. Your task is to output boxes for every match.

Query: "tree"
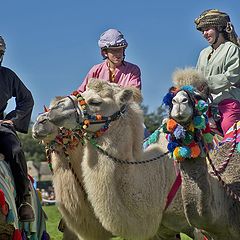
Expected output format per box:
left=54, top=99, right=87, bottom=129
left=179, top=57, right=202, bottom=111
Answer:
left=142, top=104, right=166, bottom=133
left=18, top=123, right=46, bottom=164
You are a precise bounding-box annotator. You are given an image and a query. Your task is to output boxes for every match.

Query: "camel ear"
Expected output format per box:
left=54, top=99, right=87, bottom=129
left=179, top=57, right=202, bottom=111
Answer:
left=115, top=88, right=133, bottom=105
left=127, top=87, right=142, bottom=103
left=44, top=105, right=49, bottom=112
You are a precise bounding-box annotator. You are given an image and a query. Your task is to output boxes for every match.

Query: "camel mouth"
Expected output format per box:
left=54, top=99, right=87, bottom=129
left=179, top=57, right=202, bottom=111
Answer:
left=32, top=131, right=48, bottom=140
left=171, top=114, right=190, bottom=123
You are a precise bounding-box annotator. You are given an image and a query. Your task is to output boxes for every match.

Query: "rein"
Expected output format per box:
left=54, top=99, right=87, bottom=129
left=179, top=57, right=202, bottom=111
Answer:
left=88, top=138, right=169, bottom=164
left=70, top=91, right=127, bottom=138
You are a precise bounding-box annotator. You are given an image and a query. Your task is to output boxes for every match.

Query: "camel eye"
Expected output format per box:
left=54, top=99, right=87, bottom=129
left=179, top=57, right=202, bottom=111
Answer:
left=182, top=98, right=188, bottom=103
left=88, top=99, right=102, bottom=106
left=40, top=119, right=47, bottom=124
left=172, top=98, right=177, bottom=104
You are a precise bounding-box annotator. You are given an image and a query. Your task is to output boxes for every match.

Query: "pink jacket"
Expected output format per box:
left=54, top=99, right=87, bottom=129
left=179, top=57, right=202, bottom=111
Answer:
left=78, top=60, right=141, bottom=92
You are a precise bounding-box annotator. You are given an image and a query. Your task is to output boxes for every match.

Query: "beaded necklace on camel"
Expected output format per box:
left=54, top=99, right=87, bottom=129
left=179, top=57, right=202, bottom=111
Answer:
left=162, top=85, right=214, bottom=162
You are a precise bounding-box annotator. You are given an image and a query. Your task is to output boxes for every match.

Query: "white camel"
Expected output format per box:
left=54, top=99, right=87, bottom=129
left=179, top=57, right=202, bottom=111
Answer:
left=166, top=68, right=240, bottom=240
left=39, top=79, right=203, bottom=240
left=32, top=111, right=113, bottom=240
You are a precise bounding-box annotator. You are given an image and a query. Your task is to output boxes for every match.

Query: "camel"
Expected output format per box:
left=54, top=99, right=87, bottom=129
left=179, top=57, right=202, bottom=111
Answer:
left=32, top=111, right=113, bottom=240
left=37, top=78, right=203, bottom=240
left=164, top=68, right=240, bottom=239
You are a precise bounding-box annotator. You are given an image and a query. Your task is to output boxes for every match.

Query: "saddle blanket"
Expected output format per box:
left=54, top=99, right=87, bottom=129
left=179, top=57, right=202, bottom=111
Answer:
left=222, top=121, right=240, bottom=144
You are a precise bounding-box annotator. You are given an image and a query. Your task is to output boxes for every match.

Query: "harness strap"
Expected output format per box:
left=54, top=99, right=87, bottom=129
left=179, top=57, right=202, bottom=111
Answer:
left=164, top=172, right=182, bottom=210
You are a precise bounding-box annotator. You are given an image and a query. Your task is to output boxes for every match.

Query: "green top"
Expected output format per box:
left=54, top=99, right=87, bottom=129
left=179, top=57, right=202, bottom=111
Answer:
left=196, top=41, right=240, bottom=105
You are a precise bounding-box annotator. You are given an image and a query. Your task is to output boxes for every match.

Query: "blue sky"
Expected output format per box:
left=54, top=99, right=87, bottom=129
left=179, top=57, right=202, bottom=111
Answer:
left=1, top=0, right=240, bottom=120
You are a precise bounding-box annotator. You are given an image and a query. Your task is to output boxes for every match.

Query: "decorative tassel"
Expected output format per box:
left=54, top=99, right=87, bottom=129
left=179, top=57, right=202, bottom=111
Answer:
left=173, top=147, right=184, bottom=161
left=0, top=189, right=8, bottom=216
left=167, top=119, right=178, bottom=133
left=30, top=233, right=38, bottom=240
left=22, top=231, right=27, bottom=240
left=7, top=209, right=14, bottom=223
left=167, top=141, right=179, bottom=152
left=182, top=132, right=193, bottom=145
left=173, top=125, right=186, bottom=139
left=196, top=99, right=208, bottom=113
left=181, top=85, right=195, bottom=93
left=193, top=115, right=206, bottom=129
left=148, top=129, right=160, bottom=144
left=190, top=144, right=201, bottom=158
left=41, top=230, right=50, bottom=240
left=203, top=133, right=214, bottom=143
left=13, top=229, right=22, bottom=240
left=0, top=189, right=5, bottom=207
left=179, top=146, right=191, bottom=158
left=162, top=92, right=174, bottom=106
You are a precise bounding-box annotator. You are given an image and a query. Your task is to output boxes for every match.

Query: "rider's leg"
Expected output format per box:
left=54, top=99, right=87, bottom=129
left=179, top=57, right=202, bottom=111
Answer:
left=0, top=126, right=35, bottom=222
left=218, top=99, right=240, bottom=135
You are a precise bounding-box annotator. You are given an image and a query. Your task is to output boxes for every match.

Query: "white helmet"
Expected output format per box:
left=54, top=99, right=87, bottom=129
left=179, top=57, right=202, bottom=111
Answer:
left=98, top=29, right=128, bottom=49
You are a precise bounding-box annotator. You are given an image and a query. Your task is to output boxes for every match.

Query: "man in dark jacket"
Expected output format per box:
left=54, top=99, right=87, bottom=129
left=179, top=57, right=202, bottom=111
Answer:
left=0, top=36, right=35, bottom=222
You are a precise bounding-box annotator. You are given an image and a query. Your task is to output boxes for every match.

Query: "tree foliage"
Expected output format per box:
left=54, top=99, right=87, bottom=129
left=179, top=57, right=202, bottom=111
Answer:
left=142, top=104, right=166, bottom=133
left=18, top=123, right=46, bottom=164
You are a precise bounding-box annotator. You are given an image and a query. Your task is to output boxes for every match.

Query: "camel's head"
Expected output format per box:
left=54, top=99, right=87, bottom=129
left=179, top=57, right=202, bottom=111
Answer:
left=163, top=68, right=209, bottom=125
left=47, top=78, right=142, bottom=131
left=164, top=86, right=208, bottom=126
left=171, top=90, right=194, bottom=123
left=32, top=111, right=59, bottom=143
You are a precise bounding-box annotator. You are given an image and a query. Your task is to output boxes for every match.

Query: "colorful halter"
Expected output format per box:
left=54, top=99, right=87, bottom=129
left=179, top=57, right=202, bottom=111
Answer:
left=71, top=90, right=127, bottom=138
left=162, top=85, right=213, bottom=161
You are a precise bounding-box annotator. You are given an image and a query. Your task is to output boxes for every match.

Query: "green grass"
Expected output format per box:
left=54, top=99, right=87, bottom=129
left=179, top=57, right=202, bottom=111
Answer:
left=43, top=205, right=63, bottom=240
left=113, top=234, right=192, bottom=240
left=43, top=205, right=193, bottom=240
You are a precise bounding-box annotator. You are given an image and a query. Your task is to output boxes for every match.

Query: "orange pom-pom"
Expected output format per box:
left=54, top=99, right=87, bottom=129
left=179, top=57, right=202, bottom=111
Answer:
left=190, top=144, right=201, bottom=158
left=79, top=100, right=86, bottom=105
left=84, top=120, right=90, bottom=125
left=170, top=87, right=179, bottom=94
left=96, top=115, right=102, bottom=120
left=167, top=119, right=178, bottom=133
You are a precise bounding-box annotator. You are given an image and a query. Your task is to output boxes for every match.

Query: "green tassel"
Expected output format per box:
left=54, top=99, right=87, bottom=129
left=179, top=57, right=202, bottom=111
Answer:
left=203, top=133, right=214, bottom=143
left=148, top=129, right=160, bottom=144
left=6, top=209, right=14, bottom=223
left=30, top=233, right=38, bottom=240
